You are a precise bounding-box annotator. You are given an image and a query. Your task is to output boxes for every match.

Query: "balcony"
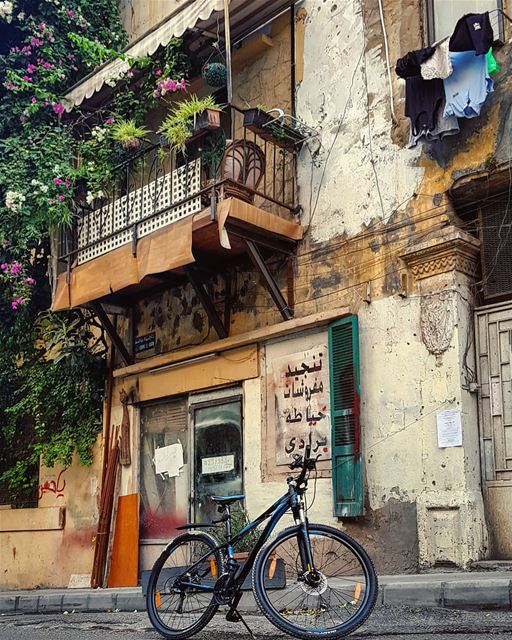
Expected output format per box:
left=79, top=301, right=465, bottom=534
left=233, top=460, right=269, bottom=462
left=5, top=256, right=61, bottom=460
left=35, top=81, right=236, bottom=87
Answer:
left=52, top=105, right=306, bottom=347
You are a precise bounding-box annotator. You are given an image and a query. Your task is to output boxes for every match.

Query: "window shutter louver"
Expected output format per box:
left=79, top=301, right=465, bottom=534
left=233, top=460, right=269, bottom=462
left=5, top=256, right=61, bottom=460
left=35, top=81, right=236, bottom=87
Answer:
left=328, top=316, right=363, bottom=517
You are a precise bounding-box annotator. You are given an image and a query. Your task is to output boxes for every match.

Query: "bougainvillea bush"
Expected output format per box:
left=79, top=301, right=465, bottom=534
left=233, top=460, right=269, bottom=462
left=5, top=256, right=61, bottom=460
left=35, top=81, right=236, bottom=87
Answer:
left=0, top=0, right=130, bottom=503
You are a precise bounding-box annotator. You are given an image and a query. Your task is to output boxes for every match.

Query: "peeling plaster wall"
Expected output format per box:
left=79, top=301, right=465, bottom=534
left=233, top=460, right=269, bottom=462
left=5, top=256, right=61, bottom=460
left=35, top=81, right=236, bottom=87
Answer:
left=0, top=444, right=102, bottom=589
left=296, top=0, right=424, bottom=241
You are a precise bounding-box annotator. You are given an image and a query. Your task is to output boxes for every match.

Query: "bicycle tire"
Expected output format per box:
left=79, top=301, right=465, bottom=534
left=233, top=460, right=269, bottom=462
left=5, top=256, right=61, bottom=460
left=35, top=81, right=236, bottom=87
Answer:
left=252, top=523, right=378, bottom=639
left=146, top=531, right=223, bottom=640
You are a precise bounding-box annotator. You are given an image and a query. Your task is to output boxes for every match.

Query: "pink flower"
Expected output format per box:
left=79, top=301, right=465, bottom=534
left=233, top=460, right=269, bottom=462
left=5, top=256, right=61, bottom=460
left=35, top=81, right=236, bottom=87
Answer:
left=58, top=195, right=65, bottom=202
left=127, top=69, right=134, bottom=78
left=25, top=278, right=35, bottom=286
left=27, top=64, right=37, bottom=74
left=66, top=8, right=75, bottom=19
left=53, top=177, right=63, bottom=186
left=42, top=61, right=53, bottom=69
left=67, top=53, right=75, bottom=60
left=0, top=263, right=8, bottom=270
left=179, top=79, right=186, bottom=90
left=165, top=79, right=177, bottom=91
left=49, top=198, right=55, bottom=205
left=30, top=37, right=44, bottom=48
left=105, top=117, right=114, bottom=124
left=2, top=240, right=9, bottom=247
left=155, top=69, right=162, bottom=77
left=52, top=103, right=65, bottom=115
left=31, top=97, right=37, bottom=104
left=6, top=81, right=16, bottom=90
left=22, top=76, right=33, bottom=83
left=38, top=22, right=46, bottom=31
left=11, top=297, right=26, bottom=310
left=64, top=179, right=70, bottom=188
left=153, top=91, right=161, bottom=98
left=19, top=116, right=25, bottom=123
left=10, top=263, right=22, bottom=276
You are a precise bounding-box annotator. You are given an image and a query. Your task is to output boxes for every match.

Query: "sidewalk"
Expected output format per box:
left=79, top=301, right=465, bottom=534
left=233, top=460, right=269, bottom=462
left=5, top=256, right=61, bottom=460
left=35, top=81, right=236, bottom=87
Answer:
left=2, top=571, right=512, bottom=615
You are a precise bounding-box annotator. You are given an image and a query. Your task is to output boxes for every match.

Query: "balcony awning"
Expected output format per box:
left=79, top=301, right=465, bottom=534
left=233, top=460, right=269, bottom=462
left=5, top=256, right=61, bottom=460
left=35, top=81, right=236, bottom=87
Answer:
left=62, top=0, right=295, bottom=112
left=63, top=0, right=224, bottom=111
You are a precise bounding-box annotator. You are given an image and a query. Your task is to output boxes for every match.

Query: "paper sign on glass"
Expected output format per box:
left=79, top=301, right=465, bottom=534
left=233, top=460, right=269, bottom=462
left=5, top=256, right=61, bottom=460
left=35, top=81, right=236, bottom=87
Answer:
left=437, top=410, right=462, bottom=448
left=153, top=442, right=184, bottom=478
left=202, top=454, right=235, bottom=475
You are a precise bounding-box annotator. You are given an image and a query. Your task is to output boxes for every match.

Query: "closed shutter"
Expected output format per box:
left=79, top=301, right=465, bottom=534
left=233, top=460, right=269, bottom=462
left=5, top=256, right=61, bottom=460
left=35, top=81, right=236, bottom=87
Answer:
left=328, top=316, right=363, bottom=517
left=479, top=199, right=512, bottom=300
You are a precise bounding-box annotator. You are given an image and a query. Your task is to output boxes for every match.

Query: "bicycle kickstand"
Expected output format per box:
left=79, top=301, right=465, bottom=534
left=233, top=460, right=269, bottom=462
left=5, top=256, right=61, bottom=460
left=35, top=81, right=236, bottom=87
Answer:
left=226, top=607, right=256, bottom=638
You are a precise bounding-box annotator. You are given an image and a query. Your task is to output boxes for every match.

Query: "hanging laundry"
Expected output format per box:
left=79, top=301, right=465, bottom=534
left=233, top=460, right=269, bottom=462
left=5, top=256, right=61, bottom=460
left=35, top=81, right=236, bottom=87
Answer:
left=396, top=46, right=435, bottom=79
left=421, top=40, right=453, bottom=80
left=408, top=99, right=459, bottom=148
left=449, top=12, right=494, bottom=55
left=486, top=48, right=500, bottom=75
left=443, top=50, right=493, bottom=119
left=405, top=75, right=445, bottom=137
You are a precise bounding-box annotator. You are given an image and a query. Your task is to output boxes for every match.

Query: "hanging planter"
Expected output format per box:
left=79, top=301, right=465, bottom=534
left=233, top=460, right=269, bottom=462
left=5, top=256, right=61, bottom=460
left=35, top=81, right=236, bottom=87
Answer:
left=189, top=107, right=222, bottom=141
left=202, top=61, right=227, bottom=88
left=159, top=95, right=222, bottom=154
left=243, top=108, right=307, bottom=151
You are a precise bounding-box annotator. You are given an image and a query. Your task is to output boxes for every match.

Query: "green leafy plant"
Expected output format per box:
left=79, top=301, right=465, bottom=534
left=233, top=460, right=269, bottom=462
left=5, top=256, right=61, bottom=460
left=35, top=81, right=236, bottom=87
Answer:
left=159, top=94, right=220, bottom=153
left=111, top=119, right=151, bottom=149
left=216, top=507, right=261, bottom=554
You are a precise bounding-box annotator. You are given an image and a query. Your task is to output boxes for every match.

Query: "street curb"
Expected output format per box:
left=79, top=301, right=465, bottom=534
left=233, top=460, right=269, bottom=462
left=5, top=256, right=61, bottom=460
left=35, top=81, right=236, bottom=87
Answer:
left=3, top=578, right=512, bottom=615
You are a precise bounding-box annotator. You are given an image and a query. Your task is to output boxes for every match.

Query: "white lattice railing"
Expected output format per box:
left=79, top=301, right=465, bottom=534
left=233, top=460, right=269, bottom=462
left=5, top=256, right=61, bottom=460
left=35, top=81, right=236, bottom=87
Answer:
left=77, top=159, right=202, bottom=264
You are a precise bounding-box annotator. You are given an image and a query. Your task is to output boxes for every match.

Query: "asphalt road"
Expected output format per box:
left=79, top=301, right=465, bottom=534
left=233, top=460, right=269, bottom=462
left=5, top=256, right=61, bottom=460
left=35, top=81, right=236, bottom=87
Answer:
left=2, top=607, right=512, bottom=639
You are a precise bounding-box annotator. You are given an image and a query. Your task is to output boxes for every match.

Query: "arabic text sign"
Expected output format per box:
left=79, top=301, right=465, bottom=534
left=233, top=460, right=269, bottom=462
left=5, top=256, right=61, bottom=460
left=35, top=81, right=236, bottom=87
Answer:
left=202, top=454, right=235, bottom=475
left=273, top=345, right=331, bottom=465
left=437, top=410, right=462, bottom=448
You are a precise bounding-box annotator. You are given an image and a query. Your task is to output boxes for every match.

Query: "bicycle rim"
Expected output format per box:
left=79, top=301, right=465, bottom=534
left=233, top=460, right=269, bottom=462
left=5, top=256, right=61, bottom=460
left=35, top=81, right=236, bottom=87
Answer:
left=147, top=535, right=221, bottom=638
left=253, top=525, right=377, bottom=638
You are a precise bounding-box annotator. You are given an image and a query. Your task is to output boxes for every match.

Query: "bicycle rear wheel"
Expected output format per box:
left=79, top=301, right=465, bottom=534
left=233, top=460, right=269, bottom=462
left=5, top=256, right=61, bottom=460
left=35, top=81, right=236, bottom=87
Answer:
left=146, top=532, right=223, bottom=640
left=252, top=523, right=377, bottom=639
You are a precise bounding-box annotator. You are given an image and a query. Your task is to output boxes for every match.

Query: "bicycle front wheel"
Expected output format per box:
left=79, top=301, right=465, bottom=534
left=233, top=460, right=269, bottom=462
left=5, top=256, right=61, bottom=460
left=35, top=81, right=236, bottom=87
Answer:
left=252, top=523, right=377, bottom=639
left=146, top=532, right=223, bottom=640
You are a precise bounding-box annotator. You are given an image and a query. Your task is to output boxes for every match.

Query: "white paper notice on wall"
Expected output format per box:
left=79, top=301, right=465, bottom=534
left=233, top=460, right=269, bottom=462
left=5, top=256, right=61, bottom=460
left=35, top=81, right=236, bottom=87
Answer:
left=436, top=410, right=463, bottom=448
left=153, top=442, right=184, bottom=478
left=202, top=454, right=235, bottom=475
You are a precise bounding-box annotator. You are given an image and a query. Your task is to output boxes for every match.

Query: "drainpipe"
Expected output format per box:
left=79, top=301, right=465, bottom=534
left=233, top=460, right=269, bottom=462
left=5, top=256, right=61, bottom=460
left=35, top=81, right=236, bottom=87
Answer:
left=224, top=0, right=233, bottom=103
left=376, top=0, right=397, bottom=124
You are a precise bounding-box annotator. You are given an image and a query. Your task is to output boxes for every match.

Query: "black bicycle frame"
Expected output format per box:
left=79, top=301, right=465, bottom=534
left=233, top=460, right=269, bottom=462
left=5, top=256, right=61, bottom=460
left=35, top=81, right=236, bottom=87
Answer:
left=174, top=485, right=308, bottom=611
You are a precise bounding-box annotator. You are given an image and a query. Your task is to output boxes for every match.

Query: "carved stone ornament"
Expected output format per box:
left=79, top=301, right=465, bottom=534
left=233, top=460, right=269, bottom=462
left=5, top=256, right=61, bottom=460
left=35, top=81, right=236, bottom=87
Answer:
left=400, top=226, right=480, bottom=281
left=420, top=292, right=455, bottom=362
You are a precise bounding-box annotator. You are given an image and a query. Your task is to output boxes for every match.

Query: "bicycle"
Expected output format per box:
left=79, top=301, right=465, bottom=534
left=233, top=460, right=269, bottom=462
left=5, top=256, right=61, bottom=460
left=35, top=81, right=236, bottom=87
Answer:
left=146, top=440, right=378, bottom=639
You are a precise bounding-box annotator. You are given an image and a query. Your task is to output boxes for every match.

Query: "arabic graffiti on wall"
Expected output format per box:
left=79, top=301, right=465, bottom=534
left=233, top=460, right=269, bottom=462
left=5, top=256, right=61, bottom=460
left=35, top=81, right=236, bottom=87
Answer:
left=38, top=469, right=66, bottom=500
left=273, top=345, right=331, bottom=465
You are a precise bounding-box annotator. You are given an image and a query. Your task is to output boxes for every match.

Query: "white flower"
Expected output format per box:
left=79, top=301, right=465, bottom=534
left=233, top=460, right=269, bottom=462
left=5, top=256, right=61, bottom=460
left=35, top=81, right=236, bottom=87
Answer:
left=91, top=126, right=106, bottom=142
left=40, top=185, right=49, bottom=194
left=30, top=178, right=40, bottom=186
left=86, top=191, right=94, bottom=205
left=0, top=1, right=13, bottom=22
left=17, top=11, right=25, bottom=21
left=5, top=190, right=25, bottom=211
left=53, top=164, right=60, bottom=172
left=87, top=162, right=95, bottom=170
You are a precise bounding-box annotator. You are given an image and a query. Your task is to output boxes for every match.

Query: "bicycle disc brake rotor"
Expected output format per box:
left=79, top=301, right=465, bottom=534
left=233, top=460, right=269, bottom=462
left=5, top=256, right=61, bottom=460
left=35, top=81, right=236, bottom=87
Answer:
left=299, top=571, right=328, bottom=595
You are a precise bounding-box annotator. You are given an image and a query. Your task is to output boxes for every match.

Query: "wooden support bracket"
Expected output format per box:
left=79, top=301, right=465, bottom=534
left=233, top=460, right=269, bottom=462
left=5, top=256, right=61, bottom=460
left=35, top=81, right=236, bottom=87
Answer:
left=185, top=266, right=228, bottom=339
left=244, top=239, right=294, bottom=322
left=90, top=301, right=134, bottom=367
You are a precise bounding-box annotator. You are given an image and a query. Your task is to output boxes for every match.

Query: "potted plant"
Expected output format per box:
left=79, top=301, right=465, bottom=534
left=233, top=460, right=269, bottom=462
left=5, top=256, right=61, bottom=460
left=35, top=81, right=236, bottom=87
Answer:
left=159, top=95, right=221, bottom=154
left=111, top=119, right=151, bottom=150
left=243, top=107, right=305, bottom=150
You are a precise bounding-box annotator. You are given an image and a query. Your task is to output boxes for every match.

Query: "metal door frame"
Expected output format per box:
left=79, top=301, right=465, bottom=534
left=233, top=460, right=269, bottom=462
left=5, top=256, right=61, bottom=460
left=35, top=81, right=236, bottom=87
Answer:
left=188, top=387, right=244, bottom=521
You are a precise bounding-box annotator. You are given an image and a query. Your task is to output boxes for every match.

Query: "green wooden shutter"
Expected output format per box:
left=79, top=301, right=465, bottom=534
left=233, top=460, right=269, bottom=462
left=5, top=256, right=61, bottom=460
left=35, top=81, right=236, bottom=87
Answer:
left=328, top=316, right=363, bottom=517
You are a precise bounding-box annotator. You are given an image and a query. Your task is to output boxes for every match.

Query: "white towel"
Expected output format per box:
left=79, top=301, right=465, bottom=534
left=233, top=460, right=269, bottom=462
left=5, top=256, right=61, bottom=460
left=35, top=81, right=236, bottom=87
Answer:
left=421, top=40, right=453, bottom=80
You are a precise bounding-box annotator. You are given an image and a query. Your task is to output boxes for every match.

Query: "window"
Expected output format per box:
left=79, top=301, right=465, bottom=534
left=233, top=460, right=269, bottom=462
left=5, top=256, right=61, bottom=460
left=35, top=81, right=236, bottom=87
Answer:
left=426, top=0, right=502, bottom=44
left=479, top=197, right=512, bottom=300
left=328, top=316, right=363, bottom=518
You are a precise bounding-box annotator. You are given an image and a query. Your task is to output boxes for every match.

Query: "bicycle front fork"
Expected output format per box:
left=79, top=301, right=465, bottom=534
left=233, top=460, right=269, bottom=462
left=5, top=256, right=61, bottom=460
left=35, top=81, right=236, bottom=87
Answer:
left=293, top=498, right=316, bottom=576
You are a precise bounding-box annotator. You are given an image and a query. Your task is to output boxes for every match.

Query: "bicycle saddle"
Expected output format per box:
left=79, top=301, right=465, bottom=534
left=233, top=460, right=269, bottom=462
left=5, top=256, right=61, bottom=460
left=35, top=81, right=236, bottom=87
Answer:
left=211, top=494, right=245, bottom=505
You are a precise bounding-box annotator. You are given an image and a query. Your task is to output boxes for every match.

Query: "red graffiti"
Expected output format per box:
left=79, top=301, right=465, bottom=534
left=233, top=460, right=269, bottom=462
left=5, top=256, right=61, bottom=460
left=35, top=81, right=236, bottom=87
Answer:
left=38, top=469, right=66, bottom=500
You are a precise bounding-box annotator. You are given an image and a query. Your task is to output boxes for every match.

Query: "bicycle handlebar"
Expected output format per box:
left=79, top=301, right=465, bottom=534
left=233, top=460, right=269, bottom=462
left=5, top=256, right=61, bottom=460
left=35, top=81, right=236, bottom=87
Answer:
left=288, top=435, right=316, bottom=484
